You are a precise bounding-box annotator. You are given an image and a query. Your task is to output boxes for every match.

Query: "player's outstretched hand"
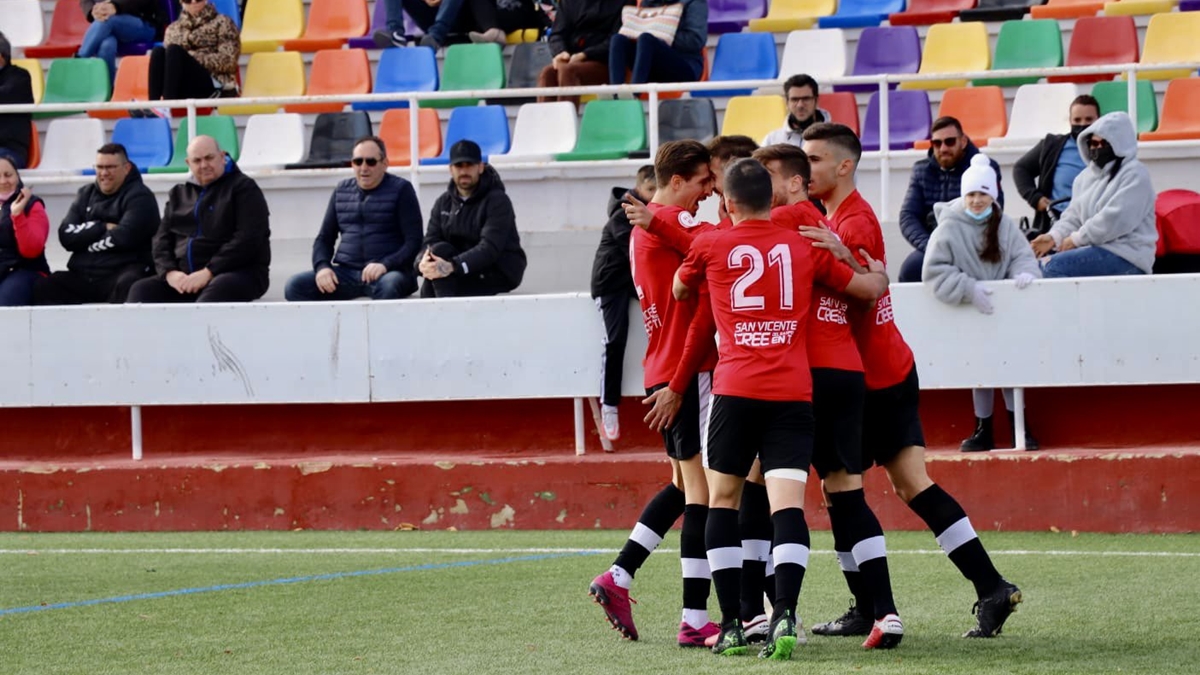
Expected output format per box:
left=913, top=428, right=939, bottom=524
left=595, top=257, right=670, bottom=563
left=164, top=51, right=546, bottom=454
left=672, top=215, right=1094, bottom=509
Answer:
left=622, top=193, right=653, bottom=230
left=642, top=387, right=683, bottom=433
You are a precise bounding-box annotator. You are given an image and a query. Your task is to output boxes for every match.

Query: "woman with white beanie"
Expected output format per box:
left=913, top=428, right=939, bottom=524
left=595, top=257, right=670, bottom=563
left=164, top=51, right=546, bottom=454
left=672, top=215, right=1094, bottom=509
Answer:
left=923, top=153, right=1042, bottom=452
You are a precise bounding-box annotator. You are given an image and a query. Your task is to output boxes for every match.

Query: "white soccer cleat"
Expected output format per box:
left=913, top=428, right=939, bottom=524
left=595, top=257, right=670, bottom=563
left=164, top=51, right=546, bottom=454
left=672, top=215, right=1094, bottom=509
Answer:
left=602, top=405, right=620, bottom=441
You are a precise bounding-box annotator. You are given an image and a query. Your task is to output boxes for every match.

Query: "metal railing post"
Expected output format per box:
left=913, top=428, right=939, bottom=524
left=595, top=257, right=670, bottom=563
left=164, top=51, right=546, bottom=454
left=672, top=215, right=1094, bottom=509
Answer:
left=648, top=89, right=660, bottom=159
left=573, top=397, right=586, bottom=456
left=131, top=405, right=144, bottom=461
left=1127, top=65, right=1139, bottom=134
left=408, top=96, right=420, bottom=187
left=186, top=102, right=197, bottom=145
left=878, top=77, right=891, bottom=218
left=1012, top=388, right=1026, bottom=451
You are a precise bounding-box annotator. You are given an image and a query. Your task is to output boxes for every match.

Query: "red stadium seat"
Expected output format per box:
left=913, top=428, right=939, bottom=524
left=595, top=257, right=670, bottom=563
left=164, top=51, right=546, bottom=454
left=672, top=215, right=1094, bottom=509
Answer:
left=1048, top=16, right=1138, bottom=84
left=821, top=92, right=860, bottom=136
left=889, top=0, right=976, bottom=25
left=1155, top=190, right=1200, bottom=257
left=24, top=1, right=90, bottom=59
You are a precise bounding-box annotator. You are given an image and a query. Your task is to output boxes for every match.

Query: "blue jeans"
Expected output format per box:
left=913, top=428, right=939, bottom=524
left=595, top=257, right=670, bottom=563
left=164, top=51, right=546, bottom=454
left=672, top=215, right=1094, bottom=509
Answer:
left=609, top=33, right=702, bottom=85
left=400, top=0, right=467, bottom=42
left=285, top=267, right=417, bottom=302
left=1041, top=246, right=1145, bottom=278
left=78, top=14, right=157, bottom=83
left=0, top=269, right=43, bottom=306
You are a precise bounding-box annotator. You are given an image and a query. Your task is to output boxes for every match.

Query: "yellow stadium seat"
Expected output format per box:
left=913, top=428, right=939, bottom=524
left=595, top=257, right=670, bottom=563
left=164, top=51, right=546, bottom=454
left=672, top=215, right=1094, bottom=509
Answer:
left=241, top=0, right=305, bottom=53
left=748, top=0, right=837, bottom=32
left=11, top=59, right=43, bottom=104
left=1139, top=12, right=1200, bottom=81
left=1102, top=0, right=1176, bottom=15
left=721, top=95, right=787, bottom=142
left=218, top=51, right=305, bottom=115
left=900, top=22, right=989, bottom=90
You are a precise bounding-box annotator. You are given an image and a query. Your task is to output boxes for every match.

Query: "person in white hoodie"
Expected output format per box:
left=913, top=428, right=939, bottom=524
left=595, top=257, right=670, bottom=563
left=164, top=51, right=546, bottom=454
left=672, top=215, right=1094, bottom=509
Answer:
left=923, top=154, right=1043, bottom=452
left=1031, top=112, right=1157, bottom=277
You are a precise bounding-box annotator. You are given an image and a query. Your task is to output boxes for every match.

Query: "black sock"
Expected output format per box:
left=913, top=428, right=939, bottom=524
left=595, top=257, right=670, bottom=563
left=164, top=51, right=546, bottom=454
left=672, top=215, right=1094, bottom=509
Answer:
left=613, top=483, right=685, bottom=577
left=705, top=506, right=742, bottom=625
left=828, top=493, right=869, bottom=614
left=908, top=483, right=1002, bottom=598
left=770, top=507, right=810, bottom=619
left=829, top=489, right=896, bottom=619
left=681, top=503, right=711, bottom=620
left=738, top=482, right=772, bottom=621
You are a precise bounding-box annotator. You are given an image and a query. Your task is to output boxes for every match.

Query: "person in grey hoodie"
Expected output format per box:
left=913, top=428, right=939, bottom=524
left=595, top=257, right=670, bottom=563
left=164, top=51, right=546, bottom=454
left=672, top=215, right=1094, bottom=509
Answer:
left=924, top=153, right=1042, bottom=452
left=1031, top=112, right=1157, bottom=277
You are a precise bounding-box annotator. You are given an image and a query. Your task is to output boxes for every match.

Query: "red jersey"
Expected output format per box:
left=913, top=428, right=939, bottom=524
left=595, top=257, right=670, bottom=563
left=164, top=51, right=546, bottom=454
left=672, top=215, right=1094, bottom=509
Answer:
left=827, top=190, right=915, bottom=390
left=676, top=219, right=854, bottom=402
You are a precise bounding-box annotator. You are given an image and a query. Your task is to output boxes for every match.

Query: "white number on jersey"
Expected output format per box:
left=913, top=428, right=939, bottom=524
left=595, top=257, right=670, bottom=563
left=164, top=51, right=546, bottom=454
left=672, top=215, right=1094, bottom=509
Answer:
left=728, top=243, right=794, bottom=312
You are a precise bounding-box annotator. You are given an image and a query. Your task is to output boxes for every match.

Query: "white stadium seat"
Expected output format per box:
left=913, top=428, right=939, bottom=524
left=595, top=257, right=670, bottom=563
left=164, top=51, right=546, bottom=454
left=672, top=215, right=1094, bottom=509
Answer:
left=779, top=29, right=848, bottom=83
left=988, top=83, right=1082, bottom=148
left=31, top=119, right=106, bottom=174
left=0, top=0, right=46, bottom=48
left=490, top=102, right=579, bottom=165
left=238, top=113, right=307, bottom=170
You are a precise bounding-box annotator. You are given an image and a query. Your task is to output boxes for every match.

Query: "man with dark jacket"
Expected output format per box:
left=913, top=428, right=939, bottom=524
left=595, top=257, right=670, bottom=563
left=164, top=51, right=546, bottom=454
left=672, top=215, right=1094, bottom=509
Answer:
left=590, top=164, right=656, bottom=441
left=285, top=137, right=423, bottom=302
left=417, top=140, right=526, bottom=298
left=33, top=144, right=158, bottom=305
left=897, top=116, right=1004, bottom=282
left=1012, top=95, right=1100, bottom=237
left=0, top=33, right=34, bottom=170
left=127, top=135, right=271, bottom=303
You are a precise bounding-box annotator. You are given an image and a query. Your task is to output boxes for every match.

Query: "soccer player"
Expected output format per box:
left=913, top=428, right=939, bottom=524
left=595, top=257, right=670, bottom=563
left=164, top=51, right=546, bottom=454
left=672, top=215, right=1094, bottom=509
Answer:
left=754, top=142, right=905, bottom=649
left=673, top=158, right=889, bottom=659
left=800, top=123, right=1023, bottom=639
left=588, top=140, right=719, bottom=647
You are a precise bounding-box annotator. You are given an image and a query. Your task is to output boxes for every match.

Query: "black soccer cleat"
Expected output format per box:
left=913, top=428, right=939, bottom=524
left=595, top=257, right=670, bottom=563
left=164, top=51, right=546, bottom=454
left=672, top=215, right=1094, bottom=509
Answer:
left=964, top=579, right=1023, bottom=638
left=811, top=601, right=872, bottom=637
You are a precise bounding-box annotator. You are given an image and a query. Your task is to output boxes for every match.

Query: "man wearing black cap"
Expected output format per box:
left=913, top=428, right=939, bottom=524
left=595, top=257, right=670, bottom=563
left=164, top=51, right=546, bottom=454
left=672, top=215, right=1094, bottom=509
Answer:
left=417, top=140, right=527, bottom=297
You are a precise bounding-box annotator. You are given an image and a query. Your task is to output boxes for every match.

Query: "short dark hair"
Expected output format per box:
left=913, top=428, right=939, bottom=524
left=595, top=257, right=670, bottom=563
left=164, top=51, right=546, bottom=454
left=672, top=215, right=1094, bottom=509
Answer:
left=723, top=158, right=773, bottom=214
left=1071, top=94, right=1101, bottom=117
left=97, top=143, right=130, bottom=165
left=706, top=135, right=759, bottom=163
left=802, top=123, right=862, bottom=163
left=783, top=74, right=819, bottom=98
left=654, top=140, right=710, bottom=188
left=353, top=135, right=388, bottom=159
left=931, top=116, right=964, bottom=136
left=636, top=164, right=655, bottom=185
left=752, top=144, right=811, bottom=183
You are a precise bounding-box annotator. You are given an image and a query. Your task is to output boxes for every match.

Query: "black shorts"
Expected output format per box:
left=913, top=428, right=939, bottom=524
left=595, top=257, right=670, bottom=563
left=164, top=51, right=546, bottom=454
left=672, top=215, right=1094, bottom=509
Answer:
left=647, top=372, right=711, bottom=461
left=811, top=368, right=866, bottom=479
left=704, top=395, right=815, bottom=479
left=863, top=365, right=926, bottom=467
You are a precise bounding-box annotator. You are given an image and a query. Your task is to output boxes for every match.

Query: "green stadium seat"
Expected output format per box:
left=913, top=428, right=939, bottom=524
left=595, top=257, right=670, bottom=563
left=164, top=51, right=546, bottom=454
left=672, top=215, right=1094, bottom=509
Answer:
left=1092, top=80, right=1158, bottom=134
left=557, top=100, right=647, bottom=161
left=426, top=43, right=505, bottom=109
left=149, top=116, right=241, bottom=174
left=35, top=59, right=110, bottom=120
left=975, top=19, right=1063, bottom=87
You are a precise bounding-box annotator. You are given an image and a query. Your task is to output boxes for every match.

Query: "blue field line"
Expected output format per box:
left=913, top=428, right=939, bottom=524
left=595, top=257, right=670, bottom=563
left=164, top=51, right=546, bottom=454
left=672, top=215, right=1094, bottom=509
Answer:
left=0, top=550, right=607, bottom=617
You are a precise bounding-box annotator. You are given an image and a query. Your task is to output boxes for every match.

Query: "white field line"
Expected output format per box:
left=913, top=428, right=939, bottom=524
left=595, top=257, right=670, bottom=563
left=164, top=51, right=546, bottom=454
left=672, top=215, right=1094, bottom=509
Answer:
left=0, top=547, right=1198, bottom=557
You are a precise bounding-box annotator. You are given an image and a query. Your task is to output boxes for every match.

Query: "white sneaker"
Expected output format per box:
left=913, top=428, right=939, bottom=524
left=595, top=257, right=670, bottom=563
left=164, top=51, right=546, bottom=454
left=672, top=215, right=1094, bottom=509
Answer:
left=743, top=613, right=770, bottom=643
left=601, top=405, right=620, bottom=441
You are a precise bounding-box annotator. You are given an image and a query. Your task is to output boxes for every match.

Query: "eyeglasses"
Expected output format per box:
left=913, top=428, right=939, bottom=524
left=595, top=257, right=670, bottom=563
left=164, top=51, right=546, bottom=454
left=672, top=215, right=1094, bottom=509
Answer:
left=930, top=137, right=960, bottom=149
left=351, top=157, right=381, bottom=167
left=788, top=96, right=816, bottom=104
left=94, top=164, right=123, bottom=172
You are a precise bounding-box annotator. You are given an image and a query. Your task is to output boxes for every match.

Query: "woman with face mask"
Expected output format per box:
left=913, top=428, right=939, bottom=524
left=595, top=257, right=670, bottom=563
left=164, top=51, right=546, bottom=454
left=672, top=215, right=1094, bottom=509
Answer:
left=923, top=153, right=1042, bottom=452
left=0, top=155, right=50, bottom=306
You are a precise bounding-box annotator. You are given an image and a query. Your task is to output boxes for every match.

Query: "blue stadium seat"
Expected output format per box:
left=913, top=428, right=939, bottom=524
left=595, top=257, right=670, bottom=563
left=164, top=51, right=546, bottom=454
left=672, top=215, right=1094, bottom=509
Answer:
left=694, top=32, right=778, bottom=98
left=211, top=0, right=243, bottom=29
left=352, top=47, right=438, bottom=112
left=110, top=117, right=173, bottom=171
left=420, top=106, right=511, bottom=166
left=819, top=0, right=907, bottom=27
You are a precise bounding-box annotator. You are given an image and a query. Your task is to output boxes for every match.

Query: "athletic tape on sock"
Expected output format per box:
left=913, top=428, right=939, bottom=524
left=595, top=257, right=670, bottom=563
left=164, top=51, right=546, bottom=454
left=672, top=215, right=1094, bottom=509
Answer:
left=681, top=557, right=713, bottom=580
left=934, top=517, right=978, bottom=555
left=772, top=543, right=811, bottom=568
left=836, top=551, right=859, bottom=572
left=851, top=535, right=887, bottom=565
left=742, top=539, right=771, bottom=563
left=706, top=546, right=743, bottom=572
left=763, top=468, right=808, bottom=484
left=629, top=522, right=664, bottom=552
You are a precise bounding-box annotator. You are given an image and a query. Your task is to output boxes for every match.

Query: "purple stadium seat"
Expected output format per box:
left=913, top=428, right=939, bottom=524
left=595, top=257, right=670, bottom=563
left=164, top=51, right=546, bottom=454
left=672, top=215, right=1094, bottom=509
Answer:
left=1181, top=0, right=1200, bottom=9
left=818, top=0, right=907, bottom=28
left=348, top=3, right=424, bottom=48
left=708, top=0, right=769, bottom=33
left=836, top=26, right=920, bottom=93
left=860, top=90, right=932, bottom=151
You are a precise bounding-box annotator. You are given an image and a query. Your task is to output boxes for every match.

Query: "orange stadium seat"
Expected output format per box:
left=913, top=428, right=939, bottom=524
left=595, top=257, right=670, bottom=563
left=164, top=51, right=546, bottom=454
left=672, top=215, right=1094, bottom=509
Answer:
left=90, top=55, right=150, bottom=120
left=914, top=86, right=1007, bottom=149
left=379, top=108, right=443, bottom=167
left=285, top=49, right=372, bottom=114
left=1031, top=0, right=1103, bottom=19
left=25, top=122, right=40, bottom=169
left=1140, top=78, right=1200, bottom=141
left=281, top=0, right=370, bottom=52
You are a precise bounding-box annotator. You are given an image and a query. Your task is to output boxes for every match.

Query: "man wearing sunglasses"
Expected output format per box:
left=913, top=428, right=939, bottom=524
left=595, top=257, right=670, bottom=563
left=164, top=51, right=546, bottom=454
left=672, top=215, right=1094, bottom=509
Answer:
left=285, top=137, right=423, bottom=302
left=897, top=117, right=1003, bottom=283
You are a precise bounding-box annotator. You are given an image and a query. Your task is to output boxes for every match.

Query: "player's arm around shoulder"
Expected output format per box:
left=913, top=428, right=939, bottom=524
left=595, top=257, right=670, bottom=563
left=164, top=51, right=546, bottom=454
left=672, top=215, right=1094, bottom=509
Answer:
left=672, top=228, right=719, bottom=301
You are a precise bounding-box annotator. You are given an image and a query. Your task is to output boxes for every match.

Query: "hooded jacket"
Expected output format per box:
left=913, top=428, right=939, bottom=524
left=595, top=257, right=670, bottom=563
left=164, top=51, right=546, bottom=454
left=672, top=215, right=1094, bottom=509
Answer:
left=591, top=186, right=647, bottom=299
left=0, top=62, right=34, bottom=167
left=899, top=140, right=1004, bottom=252
left=153, top=157, right=271, bottom=279
left=313, top=173, right=423, bottom=273
left=419, top=165, right=527, bottom=288
left=1048, top=112, right=1157, bottom=274
left=548, top=0, right=630, bottom=63
left=59, top=166, right=159, bottom=278
left=923, top=197, right=1042, bottom=306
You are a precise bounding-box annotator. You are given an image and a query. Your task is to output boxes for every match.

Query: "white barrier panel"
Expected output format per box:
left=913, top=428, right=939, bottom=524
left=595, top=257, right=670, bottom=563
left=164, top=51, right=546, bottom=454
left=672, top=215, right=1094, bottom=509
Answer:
left=0, top=311, right=33, bottom=406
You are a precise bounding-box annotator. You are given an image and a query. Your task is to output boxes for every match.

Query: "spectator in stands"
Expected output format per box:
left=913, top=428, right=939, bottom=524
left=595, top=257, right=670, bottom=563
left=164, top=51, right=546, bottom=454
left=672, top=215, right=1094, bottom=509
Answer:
left=399, top=0, right=468, bottom=50
left=127, top=135, right=271, bottom=303
left=763, top=74, right=830, bottom=147
left=33, top=143, right=157, bottom=305
left=78, top=1, right=166, bottom=84
left=609, top=0, right=707, bottom=86
left=146, top=0, right=240, bottom=111
left=417, top=140, right=527, bottom=298
left=923, top=154, right=1041, bottom=452
left=591, top=164, right=657, bottom=442
left=464, top=0, right=549, bottom=45
left=898, top=116, right=1003, bottom=283
left=1012, top=95, right=1100, bottom=238
left=539, top=0, right=628, bottom=106
left=1032, top=112, right=1157, bottom=278
left=285, top=137, right=423, bottom=302
left=0, top=156, right=50, bottom=306
left=0, top=33, right=34, bottom=170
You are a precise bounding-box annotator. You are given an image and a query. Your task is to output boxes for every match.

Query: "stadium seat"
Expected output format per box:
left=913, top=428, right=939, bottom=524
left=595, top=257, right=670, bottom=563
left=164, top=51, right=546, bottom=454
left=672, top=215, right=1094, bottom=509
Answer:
left=1048, top=16, right=1137, bottom=84
left=505, top=42, right=555, bottom=104
left=211, top=0, right=243, bottom=28
left=821, top=91, right=861, bottom=136
left=1139, top=12, right=1200, bottom=81
left=779, top=29, right=848, bottom=83
left=557, top=100, right=645, bottom=161
left=975, top=19, right=1062, bottom=87
left=721, top=95, right=787, bottom=143
left=36, top=59, right=110, bottom=120
left=238, top=113, right=307, bottom=170
left=427, top=43, right=505, bottom=109
left=423, top=105, right=511, bottom=165
left=841, top=26, right=921, bottom=93
left=914, top=86, right=1006, bottom=148
left=281, top=0, right=369, bottom=51
left=1030, top=0, right=1103, bottom=19
left=900, top=22, right=988, bottom=90
left=219, top=51, right=305, bottom=116
left=1141, top=78, right=1200, bottom=141
left=709, top=0, right=770, bottom=32
left=378, top=108, right=443, bottom=166
left=30, top=119, right=105, bottom=174
left=890, top=0, right=976, bottom=25
left=505, top=28, right=541, bottom=45
left=748, top=0, right=837, bottom=31
left=491, top=102, right=579, bottom=164
left=241, top=0, right=305, bottom=53
left=89, top=55, right=148, bottom=120
left=695, top=33, right=778, bottom=97
left=353, top=47, right=439, bottom=112
left=1154, top=190, right=1200, bottom=258
left=658, top=98, right=719, bottom=143
left=286, top=112, right=373, bottom=169
left=150, top=115, right=240, bottom=174
left=959, top=0, right=1044, bottom=21
left=1182, top=0, right=1200, bottom=8
left=860, top=90, right=932, bottom=150
left=285, top=49, right=371, bottom=114
left=110, top=117, right=173, bottom=171
left=988, top=83, right=1081, bottom=147
left=819, top=0, right=907, bottom=28
left=7, top=0, right=54, bottom=54
left=11, top=59, right=43, bottom=104
left=1103, top=0, right=1177, bottom=15
left=24, top=122, right=40, bottom=169
left=1092, top=80, right=1158, bottom=134
left=348, top=0, right=387, bottom=49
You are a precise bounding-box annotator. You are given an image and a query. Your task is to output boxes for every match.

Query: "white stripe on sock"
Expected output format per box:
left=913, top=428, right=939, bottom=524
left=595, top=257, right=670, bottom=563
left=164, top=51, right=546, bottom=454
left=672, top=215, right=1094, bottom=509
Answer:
left=681, top=557, right=712, bottom=579
left=742, top=539, right=771, bottom=563
left=935, top=517, right=978, bottom=555
left=836, top=551, right=859, bottom=572
left=629, top=522, right=664, bottom=552
left=773, top=543, right=810, bottom=568
left=707, top=546, right=743, bottom=571
left=763, top=468, right=808, bottom=484
left=851, top=535, right=888, bottom=565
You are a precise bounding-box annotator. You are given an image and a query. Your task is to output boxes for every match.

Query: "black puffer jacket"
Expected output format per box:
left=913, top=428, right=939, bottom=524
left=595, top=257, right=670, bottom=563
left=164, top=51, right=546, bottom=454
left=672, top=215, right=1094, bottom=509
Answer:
left=59, top=167, right=159, bottom=278
left=548, top=0, right=630, bottom=63
left=0, top=63, right=33, bottom=167
left=590, top=186, right=644, bottom=299
left=419, top=166, right=526, bottom=288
